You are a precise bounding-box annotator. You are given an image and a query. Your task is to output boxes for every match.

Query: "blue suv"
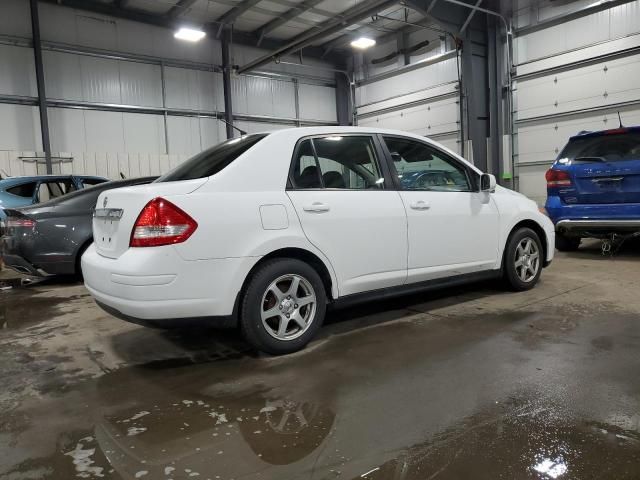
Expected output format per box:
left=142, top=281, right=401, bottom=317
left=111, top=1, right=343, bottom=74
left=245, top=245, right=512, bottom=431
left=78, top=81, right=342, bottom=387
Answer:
left=545, top=127, right=640, bottom=251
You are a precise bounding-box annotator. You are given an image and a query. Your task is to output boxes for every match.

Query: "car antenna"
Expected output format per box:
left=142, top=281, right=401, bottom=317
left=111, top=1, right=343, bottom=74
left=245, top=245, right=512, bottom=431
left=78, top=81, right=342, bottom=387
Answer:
left=618, top=111, right=624, bottom=128
left=218, top=117, right=247, bottom=136
left=119, top=172, right=126, bottom=179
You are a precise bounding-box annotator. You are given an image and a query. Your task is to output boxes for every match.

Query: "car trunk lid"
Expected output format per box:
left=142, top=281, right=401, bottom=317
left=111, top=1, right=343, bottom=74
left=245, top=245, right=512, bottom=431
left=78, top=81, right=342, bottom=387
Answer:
left=570, top=159, right=640, bottom=204
left=92, top=178, right=206, bottom=259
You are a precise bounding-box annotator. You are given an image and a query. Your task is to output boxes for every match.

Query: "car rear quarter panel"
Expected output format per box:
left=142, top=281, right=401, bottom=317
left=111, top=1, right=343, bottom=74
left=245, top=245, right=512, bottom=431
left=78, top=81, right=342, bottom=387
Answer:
left=168, top=190, right=340, bottom=299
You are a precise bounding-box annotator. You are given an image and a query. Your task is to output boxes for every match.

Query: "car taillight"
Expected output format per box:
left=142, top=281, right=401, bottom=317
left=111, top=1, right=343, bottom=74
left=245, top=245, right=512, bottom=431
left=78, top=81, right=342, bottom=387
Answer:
left=545, top=169, right=572, bottom=187
left=7, top=218, right=36, bottom=228
left=130, top=197, right=197, bottom=248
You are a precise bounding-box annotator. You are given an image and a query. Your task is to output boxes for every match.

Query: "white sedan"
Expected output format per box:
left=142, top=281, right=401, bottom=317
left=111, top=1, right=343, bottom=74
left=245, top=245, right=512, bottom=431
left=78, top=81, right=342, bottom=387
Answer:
left=82, top=127, right=554, bottom=354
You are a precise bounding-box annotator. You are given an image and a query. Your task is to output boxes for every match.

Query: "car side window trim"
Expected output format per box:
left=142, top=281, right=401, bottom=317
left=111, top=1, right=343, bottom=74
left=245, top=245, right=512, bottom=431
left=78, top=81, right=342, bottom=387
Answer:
left=287, top=133, right=390, bottom=191
left=377, top=134, right=478, bottom=192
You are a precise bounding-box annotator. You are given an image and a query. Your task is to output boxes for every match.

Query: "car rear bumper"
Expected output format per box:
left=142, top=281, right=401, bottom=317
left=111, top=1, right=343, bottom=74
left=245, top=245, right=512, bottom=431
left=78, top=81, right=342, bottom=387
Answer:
left=556, top=219, right=640, bottom=233
left=82, top=243, right=258, bottom=324
left=1, top=254, right=49, bottom=276
left=545, top=196, right=640, bottom=234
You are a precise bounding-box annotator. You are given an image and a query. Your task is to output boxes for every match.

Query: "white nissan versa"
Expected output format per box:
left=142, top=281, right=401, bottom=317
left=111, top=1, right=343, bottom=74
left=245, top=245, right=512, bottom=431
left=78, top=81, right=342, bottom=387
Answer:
left=83, top=127, right=554, bottom=354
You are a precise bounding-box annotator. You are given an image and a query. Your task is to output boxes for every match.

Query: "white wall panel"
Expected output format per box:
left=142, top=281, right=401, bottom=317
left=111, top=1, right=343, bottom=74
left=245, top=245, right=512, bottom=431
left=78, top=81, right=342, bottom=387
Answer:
left=0, top=105, right=42, bottom=151
left=231, top=76, right=249, bottom=115
left=245, top=76, right=274, bottom=117
left=516, top=55, right=640, bottom=120
left=167, top=116, right=202, bottom=157
left=272, top=80, right=296, bottom=119
left=84, top=110, right=125, bottom=153
left=357, top=58, right=458, bottom=106
left=43, top=51, right=83, bottom=101
left=358, top=97, right=459, bottom=137
left=0, top=0, right=32, bottom=37
left=80, top=56, right=121, bottom=104
left=516, top=1, right=640, bottom=64
left=119, top=62, right=163, bottom=107
left=199, top=118, right=224, bottom=150
left=165, top=67, right=219, bottom=112
left=298, top=84, right=337, bottom=122
left=48, top=108, right=86, bottom=153
left=123, top=113, right=165, bottom=154
left=0, top=151, right=39, bottom=178
left=0, top=45, right=37, bottom=97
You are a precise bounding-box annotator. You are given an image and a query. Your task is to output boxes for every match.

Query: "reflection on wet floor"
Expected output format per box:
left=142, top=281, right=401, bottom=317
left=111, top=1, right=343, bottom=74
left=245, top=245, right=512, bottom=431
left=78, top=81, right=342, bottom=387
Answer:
left=2, top=246, right=640, bottom=479
left=3, top=304, right=640, bottom=479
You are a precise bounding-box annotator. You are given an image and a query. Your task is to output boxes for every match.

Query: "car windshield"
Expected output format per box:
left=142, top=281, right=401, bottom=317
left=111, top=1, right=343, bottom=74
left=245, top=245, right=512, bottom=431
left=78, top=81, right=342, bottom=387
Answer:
left=559, top=132, right=640, bottom=163
left=156, top=134, right=268, bottom=182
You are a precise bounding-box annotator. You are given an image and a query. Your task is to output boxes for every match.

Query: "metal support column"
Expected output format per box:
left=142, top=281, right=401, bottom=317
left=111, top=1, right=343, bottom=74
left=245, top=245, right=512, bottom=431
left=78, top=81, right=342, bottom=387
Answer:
left=293, top=78, right=301, bottom=127
left=335, top=73, right=352, bottom=126
left=160, top=61, right=170, bottom=154
left=221, top=26, right=235, bottom=139
left=29, top=0, right=52, bottom=174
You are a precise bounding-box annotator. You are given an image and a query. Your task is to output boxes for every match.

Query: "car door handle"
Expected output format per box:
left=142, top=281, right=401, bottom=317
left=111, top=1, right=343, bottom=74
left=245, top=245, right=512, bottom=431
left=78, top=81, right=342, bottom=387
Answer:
left=409, top=200, right=431, bottom=210
left=303, top=202, right=330, bottom=213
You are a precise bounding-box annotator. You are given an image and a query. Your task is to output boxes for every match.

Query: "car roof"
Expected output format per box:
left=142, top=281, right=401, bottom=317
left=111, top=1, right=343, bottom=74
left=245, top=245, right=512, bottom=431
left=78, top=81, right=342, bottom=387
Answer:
left=253, top=126, right=479, bottom=172
left=569, top=126, right=640, bottom=140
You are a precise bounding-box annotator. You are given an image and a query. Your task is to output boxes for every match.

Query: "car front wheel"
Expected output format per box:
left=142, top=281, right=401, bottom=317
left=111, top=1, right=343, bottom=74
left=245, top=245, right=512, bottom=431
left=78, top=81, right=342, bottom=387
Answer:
left=503, top=228, right=543, bottom=291
left=240, top=258, right=326, bottom=355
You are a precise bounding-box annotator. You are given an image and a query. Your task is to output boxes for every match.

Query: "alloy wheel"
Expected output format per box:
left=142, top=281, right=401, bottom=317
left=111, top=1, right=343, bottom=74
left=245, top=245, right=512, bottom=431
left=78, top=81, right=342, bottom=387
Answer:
left=260, top=274, right=317, bottom=341
left=514, top=237, right=540, bottom=283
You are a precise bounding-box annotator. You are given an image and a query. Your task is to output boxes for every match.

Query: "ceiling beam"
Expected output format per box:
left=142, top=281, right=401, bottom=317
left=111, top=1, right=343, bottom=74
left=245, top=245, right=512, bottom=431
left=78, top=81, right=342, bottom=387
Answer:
left=253, top=0, right=325, bottom=45
left=215, top=0, right=263, bottom=25
left=39, top=0, right=346, bottom=65
left=237, top=0, right=398, bottom=73
left=165, top=0, right=199, bottom=19
left=460, top=0, right=482, bottom=33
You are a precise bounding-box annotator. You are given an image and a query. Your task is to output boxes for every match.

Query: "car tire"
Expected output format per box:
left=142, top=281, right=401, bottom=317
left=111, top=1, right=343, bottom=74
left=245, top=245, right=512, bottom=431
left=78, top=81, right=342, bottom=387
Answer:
left=240, top=258, right=327, bottom=355
left=503, top=228, right=543, bottom=292
left=555, top=233, right=581, bottom=252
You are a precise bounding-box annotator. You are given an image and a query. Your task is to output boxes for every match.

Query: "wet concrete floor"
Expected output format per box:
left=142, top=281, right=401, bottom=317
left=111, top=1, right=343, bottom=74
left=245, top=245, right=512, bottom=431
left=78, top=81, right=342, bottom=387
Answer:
left=1, top=240, right=640, bottom=479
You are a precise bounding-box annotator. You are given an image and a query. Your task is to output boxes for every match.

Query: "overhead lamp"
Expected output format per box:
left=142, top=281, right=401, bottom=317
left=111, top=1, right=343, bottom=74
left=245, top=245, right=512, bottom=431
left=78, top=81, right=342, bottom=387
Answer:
left=350, top=37, right=376, bottom=49
left=174, top=27, right=206, bottom=42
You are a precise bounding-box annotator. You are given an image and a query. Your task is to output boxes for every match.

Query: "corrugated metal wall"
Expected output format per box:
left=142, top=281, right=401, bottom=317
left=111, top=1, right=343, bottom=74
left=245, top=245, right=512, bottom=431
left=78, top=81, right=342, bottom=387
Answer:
left=0, top=0, right=338, bottom=178
left=354, top=33, right=462, bottom=155
left=513, top=0, right=640, bottom=204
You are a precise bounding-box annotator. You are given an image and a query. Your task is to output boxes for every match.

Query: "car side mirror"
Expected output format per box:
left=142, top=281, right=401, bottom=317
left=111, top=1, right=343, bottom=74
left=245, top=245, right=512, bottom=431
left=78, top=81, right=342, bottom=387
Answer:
left=480, top=173, right=496, bottom=192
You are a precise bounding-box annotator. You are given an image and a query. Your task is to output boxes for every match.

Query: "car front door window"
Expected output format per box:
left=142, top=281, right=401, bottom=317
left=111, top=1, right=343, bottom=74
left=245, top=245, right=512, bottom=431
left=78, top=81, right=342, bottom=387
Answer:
left=385, top=138, right=471, bottom=192
left=382, top=136, right=499, bottom=281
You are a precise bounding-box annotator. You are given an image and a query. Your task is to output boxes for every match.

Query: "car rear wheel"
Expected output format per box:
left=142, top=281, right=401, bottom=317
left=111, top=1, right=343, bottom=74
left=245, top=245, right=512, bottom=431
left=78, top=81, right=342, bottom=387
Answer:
left=240, top=258, right=326, bottom=355
left=555, top=233, right=581, bottom=252
left=503, top=228, right=543, bottom=291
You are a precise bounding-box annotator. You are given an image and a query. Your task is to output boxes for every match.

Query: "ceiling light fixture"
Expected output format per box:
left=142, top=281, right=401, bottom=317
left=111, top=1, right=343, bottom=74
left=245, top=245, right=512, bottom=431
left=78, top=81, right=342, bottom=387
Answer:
left=174, top=27, right=206, bottom=42
left=350, top=37, right=376, bottom=49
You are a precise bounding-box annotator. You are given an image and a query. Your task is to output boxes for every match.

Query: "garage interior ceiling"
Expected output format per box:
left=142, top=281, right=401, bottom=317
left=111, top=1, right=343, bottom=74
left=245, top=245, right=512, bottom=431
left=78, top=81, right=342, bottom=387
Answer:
left=42, top=0, right=439, bottom=62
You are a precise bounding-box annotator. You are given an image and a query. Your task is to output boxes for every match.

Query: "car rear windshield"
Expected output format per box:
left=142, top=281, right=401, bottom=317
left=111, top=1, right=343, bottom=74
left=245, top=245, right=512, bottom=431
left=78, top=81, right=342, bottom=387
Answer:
left=156, top=134, right=268, bottom=182
left=559, top=132, right=640, bottom=163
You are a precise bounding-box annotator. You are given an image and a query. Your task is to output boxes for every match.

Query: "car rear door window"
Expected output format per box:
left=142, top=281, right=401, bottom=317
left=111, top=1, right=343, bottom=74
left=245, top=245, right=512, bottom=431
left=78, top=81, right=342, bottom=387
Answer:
left=6, top=182, right=37, bottom=198
left=383, top=137, right=471, bottom=192
left=290, top=136, right=385, bottom=190
left=157, top=134, right=268, bottom=182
